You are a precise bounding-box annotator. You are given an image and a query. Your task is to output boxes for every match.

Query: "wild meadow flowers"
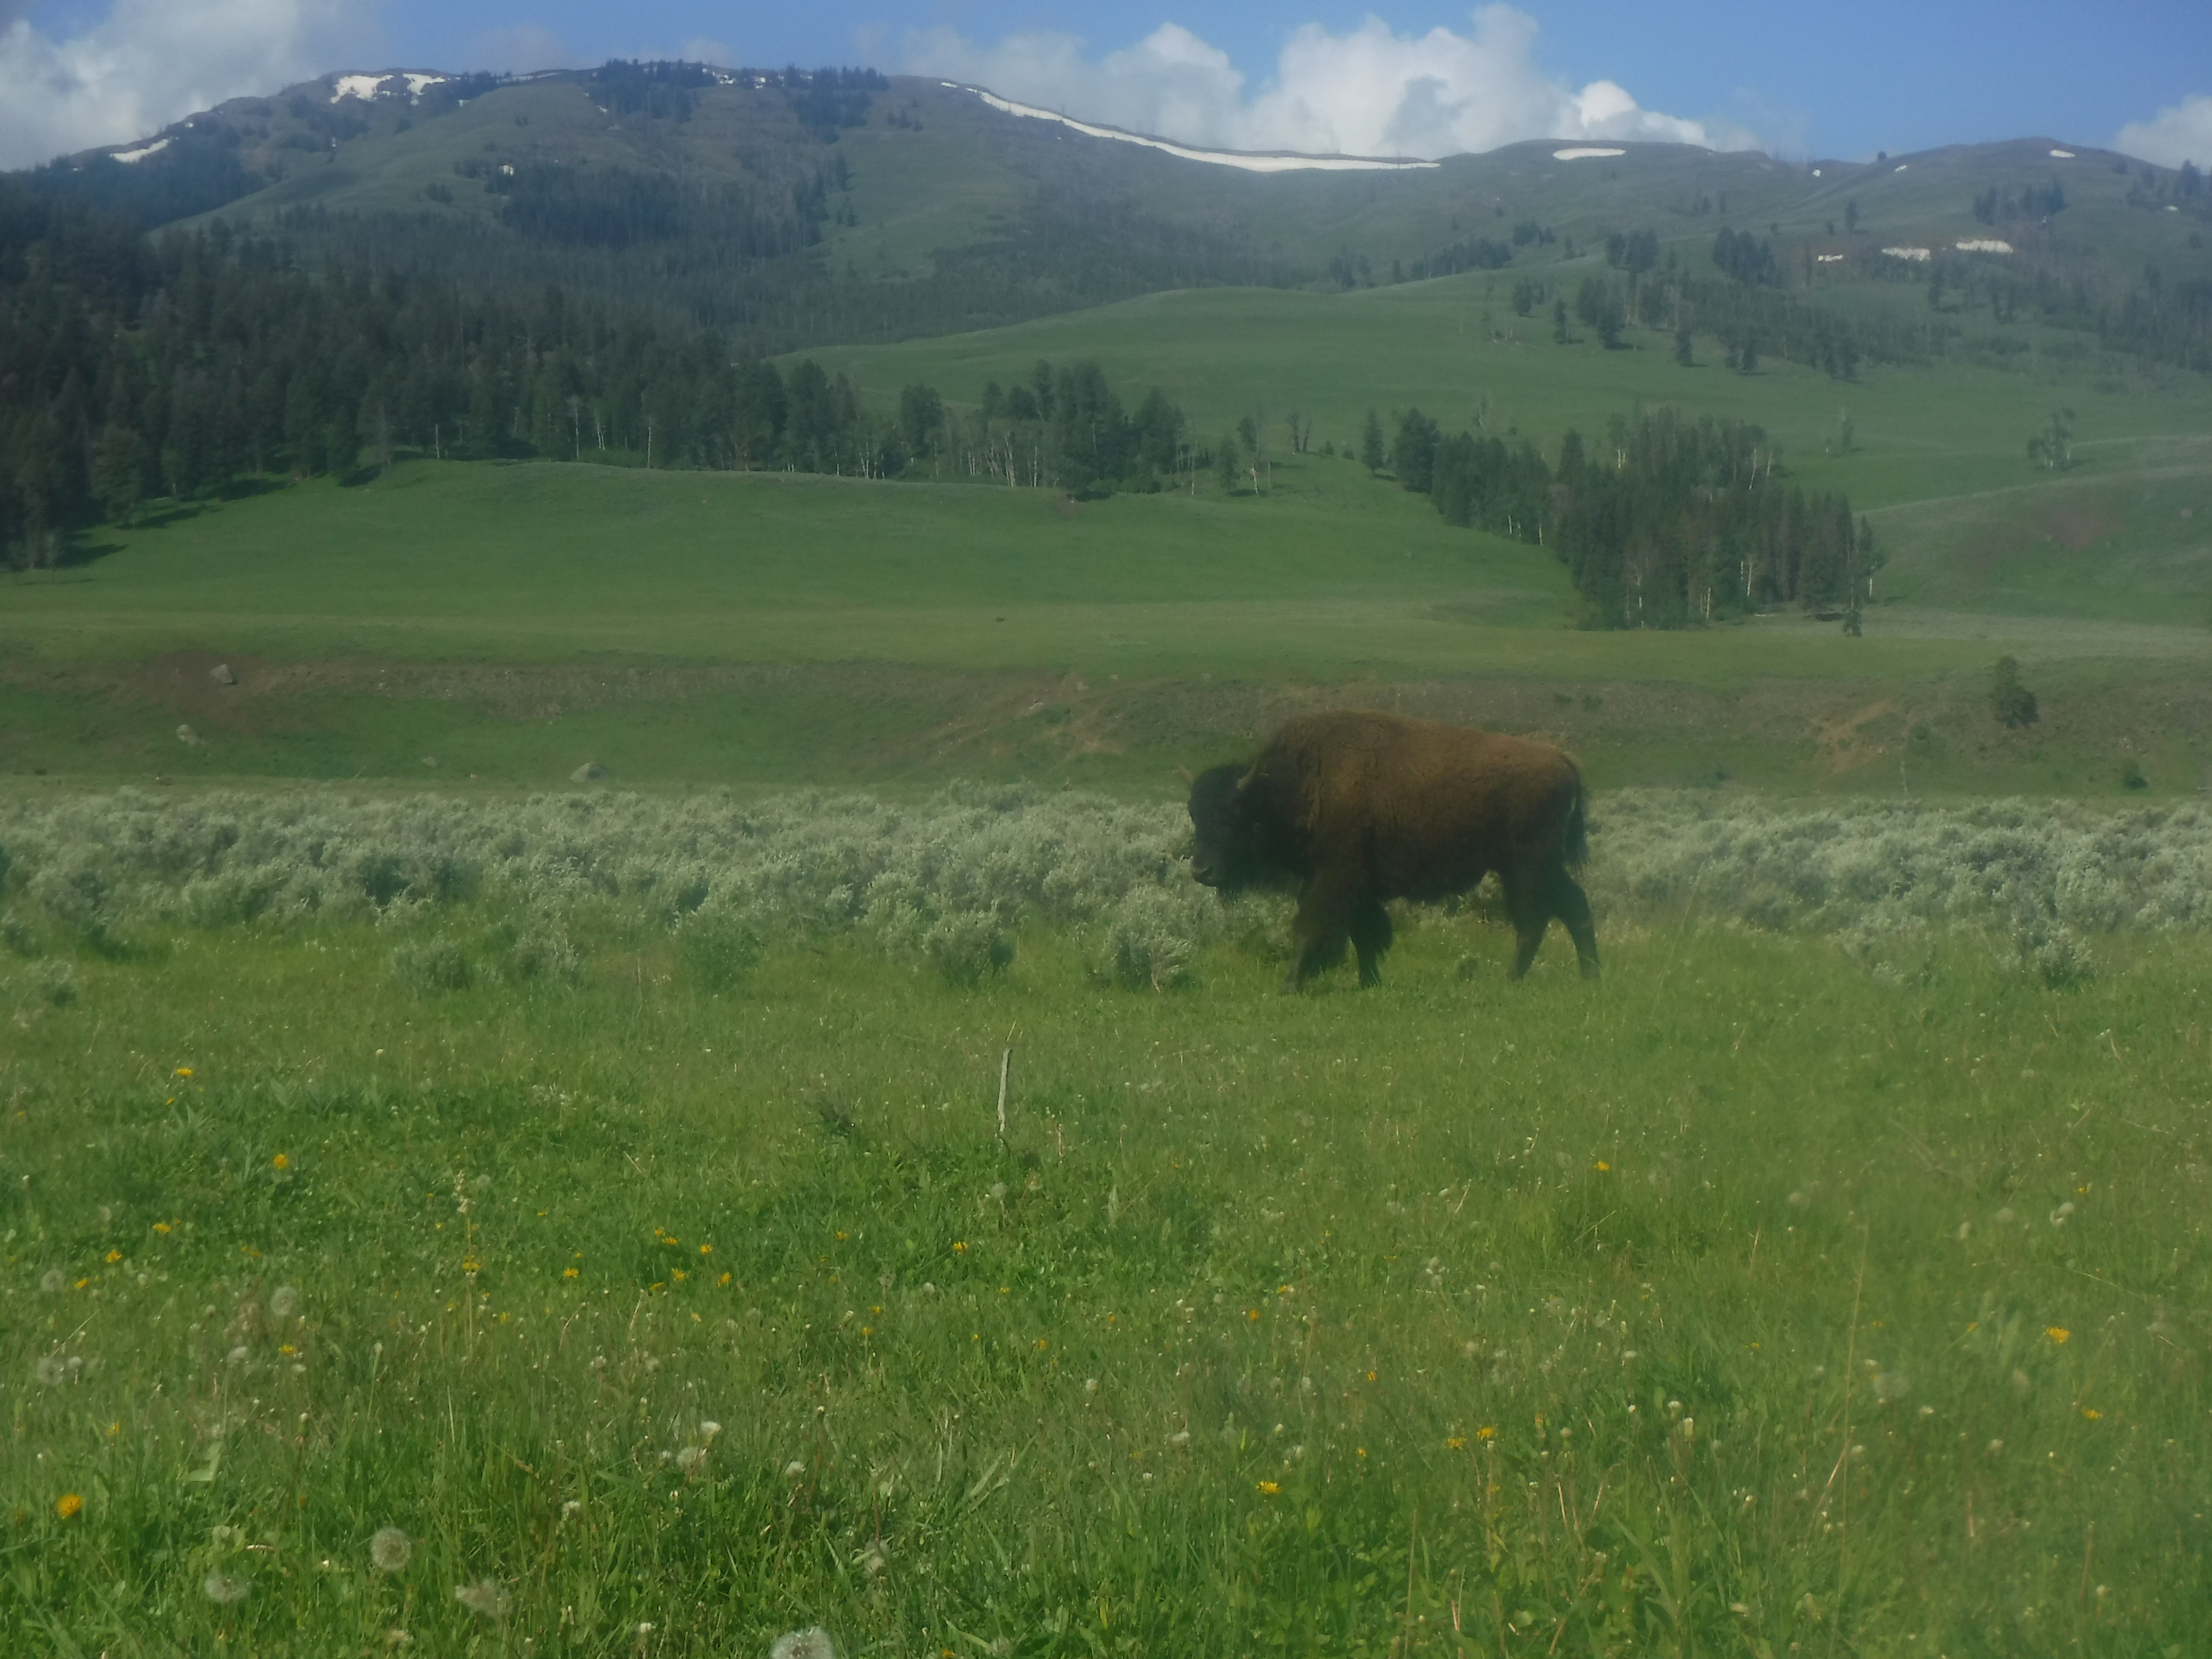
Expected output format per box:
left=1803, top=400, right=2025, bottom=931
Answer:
left=370, top=1527, right=412, bottom=1572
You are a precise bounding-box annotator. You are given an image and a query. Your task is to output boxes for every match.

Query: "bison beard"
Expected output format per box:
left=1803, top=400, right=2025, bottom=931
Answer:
left=1188, top=710, right=1598, bottom=990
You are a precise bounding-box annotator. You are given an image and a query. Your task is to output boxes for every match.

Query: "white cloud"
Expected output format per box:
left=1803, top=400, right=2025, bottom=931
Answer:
left=677, top=38, right=738, bottom=71
left=895, top=5, right=1744, bottom=160
left=467, top=25, right=570, bottom=76
left=2116, top=93, right=2212, bottom=169
left=0, top=0, right=375, bottom=169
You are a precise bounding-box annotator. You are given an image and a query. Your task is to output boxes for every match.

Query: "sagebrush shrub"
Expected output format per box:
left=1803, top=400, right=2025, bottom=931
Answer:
left=390, top=937, right=472, bottom=995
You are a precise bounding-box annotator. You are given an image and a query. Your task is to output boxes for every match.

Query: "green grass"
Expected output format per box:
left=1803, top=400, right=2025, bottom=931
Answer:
left=4, top=888, right=2207, bottom=1653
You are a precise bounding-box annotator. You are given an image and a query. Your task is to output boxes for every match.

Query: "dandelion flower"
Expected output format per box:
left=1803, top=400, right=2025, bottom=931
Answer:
left=2082, top=1407, right=2103, bottom=1421
left=105, top=1250, right=123, bottom=1264
left=2046, top=1326, right=2070, bottom=1345
left=35, top=1356, right=68, bottom=1386
left=174, top=1066, right=193, bottom=1078
left=564, top=1267, right=579, bottom=1279
left=152, top=1222, right=172, bottom=1235
left=203, top=1572, right=251, bottom=1604
left=55, top=1492, right=83, bottom=1520
left=370, top=1527, right=412, bottom=1572
left=454, top=1579, right=510, bottom=1618
left=769, top=1627, right=838, bottom=1659
left=1255, top=1480, right=1280, bottom=1495
left=270, top=1285, right=301, bottom=1319
left=1476, top=1426, right=1497, bottom=1440
left=272, top=1154, right=289, bottom=1171
left=1446, top=1436, right=1467, bottom=1450
left=40, top=1269, right=64, bottom=1294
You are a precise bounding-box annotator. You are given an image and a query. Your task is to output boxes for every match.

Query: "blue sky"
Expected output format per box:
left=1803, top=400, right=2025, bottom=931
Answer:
left=4, top=0, right=2209, bottom=170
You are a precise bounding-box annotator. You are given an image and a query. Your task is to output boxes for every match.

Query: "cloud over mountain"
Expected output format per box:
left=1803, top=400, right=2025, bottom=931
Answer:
left=0, top=0, right=373, bottom=170
left=894, top=5, right=1749, bottom=159
left=2115, top=92, right=2212, bottom=169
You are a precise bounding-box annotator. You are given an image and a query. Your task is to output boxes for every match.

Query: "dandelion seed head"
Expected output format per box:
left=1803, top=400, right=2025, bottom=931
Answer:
left=270, top=1285, right=301, bottom=1319
left=783, top=1460, right=807, bottom=1479
left=769, top=1626, right=838, bottom=1659
left=35, top=1356, right=67, bottom=1386
left=203, top=1572, right=251, bottom=1605
left=226, top=1345, right=250, bottom=1367
left=370, top=1527, right=412, bottom=1572
left=674, top=1445, right=708, bottom=1472
left=454, top=1578, right=510, bottom=1618
left=561, top=1499, right=582, bottom=1518
left=40, top=1269, right=64, bottom=1294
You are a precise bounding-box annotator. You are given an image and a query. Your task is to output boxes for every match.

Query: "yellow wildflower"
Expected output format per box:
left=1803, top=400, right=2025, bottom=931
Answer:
left=271, top=1154, right=289, bottom=1171
left=2046, top=1327, right=2070, bottom=1344
left=564, top=1267, right=579, bottom=1280
left=56, top=1493, right=83, bottom=1520
left=1447, top=1436, right=1467, bottom=1450
left=1476, top=1426, right=1498, bottom=1441
left=1255, top=1481, right=1280, bottom=1495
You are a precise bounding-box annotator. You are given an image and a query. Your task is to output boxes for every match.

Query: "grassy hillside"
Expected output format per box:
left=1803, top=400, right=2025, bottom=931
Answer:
left=34, top=68, right=2200, bottom=353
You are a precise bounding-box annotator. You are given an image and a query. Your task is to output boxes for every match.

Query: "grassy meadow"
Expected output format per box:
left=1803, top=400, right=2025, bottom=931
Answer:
left=3, top=785, right=2210, bottom=1654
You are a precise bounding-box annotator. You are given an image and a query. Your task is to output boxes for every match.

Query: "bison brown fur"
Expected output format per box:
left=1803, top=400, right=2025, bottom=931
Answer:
left=1187, top=709, right=1597, bottom=989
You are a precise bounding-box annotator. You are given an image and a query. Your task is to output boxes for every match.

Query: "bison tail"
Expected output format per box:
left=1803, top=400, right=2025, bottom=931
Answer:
left=1562, top=766, right=1591, bottom=871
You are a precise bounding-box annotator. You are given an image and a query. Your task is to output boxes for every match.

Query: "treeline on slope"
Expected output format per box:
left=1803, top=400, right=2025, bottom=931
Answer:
left=0, top=184, right=1187, bottom=564
left=271, top=189, right=1306, bottom=351
left=1386, top=405, right=1874, bottom=629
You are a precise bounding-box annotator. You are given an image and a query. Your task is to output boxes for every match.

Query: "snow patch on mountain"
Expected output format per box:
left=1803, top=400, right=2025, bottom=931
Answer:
left=331, top=72, right=446, bottom=105
left=955, top=84, right=1438, bottom=172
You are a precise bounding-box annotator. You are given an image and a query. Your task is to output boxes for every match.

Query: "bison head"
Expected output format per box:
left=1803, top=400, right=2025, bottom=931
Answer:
left=1186, top=762, right=1275, bottom=891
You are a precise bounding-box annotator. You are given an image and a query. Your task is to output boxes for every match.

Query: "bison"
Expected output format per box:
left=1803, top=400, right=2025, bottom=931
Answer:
left=1186, top=709, right=1598, bottom=989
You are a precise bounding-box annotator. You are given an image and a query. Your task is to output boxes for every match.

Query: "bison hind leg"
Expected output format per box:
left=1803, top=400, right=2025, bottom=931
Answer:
left=1549, top=867, right=1601, bottom=980
left=1350, top=898, right=1394, bottom=988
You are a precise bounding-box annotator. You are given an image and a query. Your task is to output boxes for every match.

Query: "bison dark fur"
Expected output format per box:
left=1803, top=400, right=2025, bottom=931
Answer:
left=1188, top=709, right=1598, bottom=989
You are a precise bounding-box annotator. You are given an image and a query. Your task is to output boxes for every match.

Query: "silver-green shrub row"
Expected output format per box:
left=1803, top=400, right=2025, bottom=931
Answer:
left=0, top=785, right=1217, bottom=989
left=1, top=788, right=2206, bottom=987
left=1598, top=791, right=2212, bottom=983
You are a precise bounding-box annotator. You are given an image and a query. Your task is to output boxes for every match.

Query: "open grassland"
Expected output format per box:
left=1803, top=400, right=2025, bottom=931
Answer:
left=1, top=785, right=2209, bottom=1655
left=5, top=250, right=2209, bottom=795
left=3, top=451, right=2208, bottom=795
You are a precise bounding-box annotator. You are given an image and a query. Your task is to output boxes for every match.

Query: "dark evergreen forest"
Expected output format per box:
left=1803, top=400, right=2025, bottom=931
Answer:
left=0, top=180, right=1194, bottom=567
left=1391, top=404, right=1875, bottom=628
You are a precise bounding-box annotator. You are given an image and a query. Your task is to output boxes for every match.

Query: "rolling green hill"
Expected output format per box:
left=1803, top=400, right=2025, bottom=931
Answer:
left=24, top=66, right=2210, bottom=356
left=5, top=66, right=2211, bottom=798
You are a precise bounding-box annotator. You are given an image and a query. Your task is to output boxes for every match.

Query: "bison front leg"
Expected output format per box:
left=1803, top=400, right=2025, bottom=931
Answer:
left=1286, top=870, right=1361, bottom=992
left=1349, top=897, right=1394, bottom=987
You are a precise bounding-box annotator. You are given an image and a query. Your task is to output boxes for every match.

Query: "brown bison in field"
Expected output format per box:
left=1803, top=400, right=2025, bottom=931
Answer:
left=1187, top=709, right=1598, bottom=989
